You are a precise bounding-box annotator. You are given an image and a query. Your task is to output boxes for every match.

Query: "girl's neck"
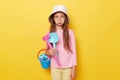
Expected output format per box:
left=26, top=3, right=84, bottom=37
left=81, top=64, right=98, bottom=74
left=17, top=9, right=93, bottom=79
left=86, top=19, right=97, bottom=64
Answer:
left=56, top=25, right=63, bottom=30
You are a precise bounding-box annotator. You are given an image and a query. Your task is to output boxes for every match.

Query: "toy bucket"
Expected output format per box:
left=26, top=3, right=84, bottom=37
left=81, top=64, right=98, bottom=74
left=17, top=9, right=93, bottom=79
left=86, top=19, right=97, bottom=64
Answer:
left=37, top=49, right=50, bottom=69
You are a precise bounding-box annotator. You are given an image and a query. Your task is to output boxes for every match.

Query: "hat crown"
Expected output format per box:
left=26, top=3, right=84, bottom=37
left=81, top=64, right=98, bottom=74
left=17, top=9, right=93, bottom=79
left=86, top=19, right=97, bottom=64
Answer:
left=52, top=5, right=67, bottom=14
left=48, top=5, right=69, bottom=22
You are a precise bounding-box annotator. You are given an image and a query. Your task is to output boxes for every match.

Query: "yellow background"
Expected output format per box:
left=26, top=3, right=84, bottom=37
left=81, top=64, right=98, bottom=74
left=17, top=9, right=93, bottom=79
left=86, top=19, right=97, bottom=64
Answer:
left=0, top=0, right=120, bottom=80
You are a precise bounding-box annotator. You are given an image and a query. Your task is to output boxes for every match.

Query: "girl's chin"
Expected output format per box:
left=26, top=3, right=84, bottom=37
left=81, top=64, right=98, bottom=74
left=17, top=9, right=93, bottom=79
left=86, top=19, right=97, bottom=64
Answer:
left=56, top=24, right=63, bottom=27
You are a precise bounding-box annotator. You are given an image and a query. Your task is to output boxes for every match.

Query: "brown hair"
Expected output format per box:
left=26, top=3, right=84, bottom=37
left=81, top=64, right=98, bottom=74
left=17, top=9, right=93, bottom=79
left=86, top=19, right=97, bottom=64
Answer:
left=49, top=12, right=72, bottom=52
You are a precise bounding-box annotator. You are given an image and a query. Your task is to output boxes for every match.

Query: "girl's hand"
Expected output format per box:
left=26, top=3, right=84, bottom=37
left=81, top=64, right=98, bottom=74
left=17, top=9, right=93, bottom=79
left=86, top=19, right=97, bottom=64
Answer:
left=46, top=48, right=57, bottom=56
left=71, top=66, right=76, bottom=80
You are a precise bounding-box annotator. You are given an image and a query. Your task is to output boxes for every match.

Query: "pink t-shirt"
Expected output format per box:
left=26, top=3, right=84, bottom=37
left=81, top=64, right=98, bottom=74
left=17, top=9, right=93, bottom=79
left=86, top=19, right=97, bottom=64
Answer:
left=50, top=29, right=77, bottom=68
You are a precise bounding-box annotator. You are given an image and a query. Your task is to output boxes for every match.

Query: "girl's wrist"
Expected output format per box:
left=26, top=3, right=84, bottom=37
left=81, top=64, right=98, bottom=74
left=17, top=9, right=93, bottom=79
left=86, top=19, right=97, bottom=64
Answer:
left=46, top=50, right=50, bottom=56
left=72, top=66, right=76, bottom=72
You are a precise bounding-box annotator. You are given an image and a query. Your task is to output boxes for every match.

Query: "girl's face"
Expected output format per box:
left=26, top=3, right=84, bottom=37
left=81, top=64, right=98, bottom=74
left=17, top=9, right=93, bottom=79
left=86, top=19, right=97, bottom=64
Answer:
left=54, top=12, right=66, bottom=27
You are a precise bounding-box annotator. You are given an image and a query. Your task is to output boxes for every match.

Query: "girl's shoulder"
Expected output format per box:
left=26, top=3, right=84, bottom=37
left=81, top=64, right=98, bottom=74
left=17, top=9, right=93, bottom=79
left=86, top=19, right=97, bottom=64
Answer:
left=68, top=28, right=74, bottom=34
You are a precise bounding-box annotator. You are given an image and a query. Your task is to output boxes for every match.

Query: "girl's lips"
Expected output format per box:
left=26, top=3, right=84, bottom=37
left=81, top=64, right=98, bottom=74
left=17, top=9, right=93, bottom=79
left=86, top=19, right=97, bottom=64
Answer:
left=58, top=22, right=63, bottom=24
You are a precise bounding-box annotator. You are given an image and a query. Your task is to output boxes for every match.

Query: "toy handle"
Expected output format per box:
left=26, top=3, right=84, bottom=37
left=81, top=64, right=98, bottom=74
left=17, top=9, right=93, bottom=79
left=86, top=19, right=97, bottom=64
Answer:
left=47, top=42, right=61, bottom=66
left=53, top=42, right=58, bottom=57
left=47, top=41, right=52, bottom=49
left=53, top=43, right=56, bottom=48
left=52, top=43, right=61, bottom=66
left=53, top=55, right=61, bottom=66
left=37, top=49, right=48, bottom=58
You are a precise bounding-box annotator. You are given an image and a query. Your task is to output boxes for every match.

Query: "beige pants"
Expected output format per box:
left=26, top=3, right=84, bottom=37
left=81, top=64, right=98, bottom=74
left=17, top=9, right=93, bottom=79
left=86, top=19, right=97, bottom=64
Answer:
left=51, top=68, right=72, bottom=80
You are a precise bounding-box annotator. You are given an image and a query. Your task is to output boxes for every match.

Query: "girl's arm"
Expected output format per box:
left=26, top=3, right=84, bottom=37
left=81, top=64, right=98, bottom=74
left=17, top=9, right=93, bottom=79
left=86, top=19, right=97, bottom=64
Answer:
left=70, top=29, right=77, bottom=79
left=70, top=29, right=77, bottom=66
left=71, top=66, right=76, bottom=80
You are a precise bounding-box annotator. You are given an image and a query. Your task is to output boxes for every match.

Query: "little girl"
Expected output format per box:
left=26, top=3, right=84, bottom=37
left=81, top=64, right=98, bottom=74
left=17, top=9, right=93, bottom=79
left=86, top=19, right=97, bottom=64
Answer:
left=46, top=5, right=77, bottom=80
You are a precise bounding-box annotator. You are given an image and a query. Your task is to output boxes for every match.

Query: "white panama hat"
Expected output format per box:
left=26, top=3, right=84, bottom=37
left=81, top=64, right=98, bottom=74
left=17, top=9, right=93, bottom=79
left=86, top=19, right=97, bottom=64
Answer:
left=48, top=5, right=68, bottom=22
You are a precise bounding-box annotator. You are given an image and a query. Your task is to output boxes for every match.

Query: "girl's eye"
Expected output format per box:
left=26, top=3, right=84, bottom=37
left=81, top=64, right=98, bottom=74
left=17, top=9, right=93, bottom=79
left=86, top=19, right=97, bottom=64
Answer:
left=55, top=16, right=58, bottom=18
left=61, top=16, right=65, bottom=18
left=54, top=15, right=65, bottom=18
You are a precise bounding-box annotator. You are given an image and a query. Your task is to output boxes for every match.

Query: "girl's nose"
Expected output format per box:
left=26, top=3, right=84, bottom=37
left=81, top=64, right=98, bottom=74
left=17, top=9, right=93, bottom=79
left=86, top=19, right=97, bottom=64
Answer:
left=58, top=17, right=61, bottom=21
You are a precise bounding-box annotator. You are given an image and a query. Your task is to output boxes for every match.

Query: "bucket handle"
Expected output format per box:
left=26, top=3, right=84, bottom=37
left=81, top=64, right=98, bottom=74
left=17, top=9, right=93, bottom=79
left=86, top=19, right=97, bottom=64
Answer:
left=37, top=49, right=48, bottom=59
